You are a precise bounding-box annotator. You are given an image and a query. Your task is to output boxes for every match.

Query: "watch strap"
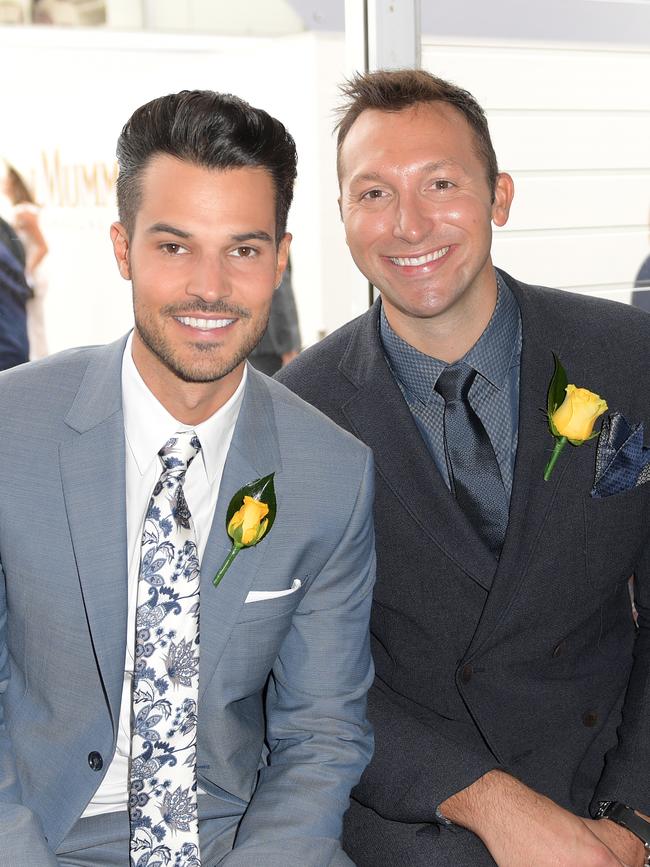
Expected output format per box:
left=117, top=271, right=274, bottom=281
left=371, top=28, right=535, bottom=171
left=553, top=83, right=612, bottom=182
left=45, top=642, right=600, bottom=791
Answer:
left=597, top=801, right=650, bottom=847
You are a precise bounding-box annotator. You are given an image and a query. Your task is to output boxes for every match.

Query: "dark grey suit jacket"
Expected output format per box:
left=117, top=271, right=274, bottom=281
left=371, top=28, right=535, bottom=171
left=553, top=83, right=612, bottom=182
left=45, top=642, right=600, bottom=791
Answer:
left=278, top=270, right=650, bottom=865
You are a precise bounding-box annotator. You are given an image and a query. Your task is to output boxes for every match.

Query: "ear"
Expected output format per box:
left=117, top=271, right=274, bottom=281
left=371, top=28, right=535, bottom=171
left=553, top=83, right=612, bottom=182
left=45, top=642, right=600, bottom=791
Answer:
left=110, top=222, right=131, bottom=280
left=337, top=195, right=343, bottom=221
left=491, top=173, right=514, bottom=227
left=274, top=232, right=292, bottom=287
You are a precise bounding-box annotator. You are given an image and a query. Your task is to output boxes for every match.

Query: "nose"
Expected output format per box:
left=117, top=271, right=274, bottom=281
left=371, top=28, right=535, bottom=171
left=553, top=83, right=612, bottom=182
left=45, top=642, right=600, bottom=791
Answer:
left=392, top=191, right=434, bottom=245
left=186, top=255, right=231, bottom=302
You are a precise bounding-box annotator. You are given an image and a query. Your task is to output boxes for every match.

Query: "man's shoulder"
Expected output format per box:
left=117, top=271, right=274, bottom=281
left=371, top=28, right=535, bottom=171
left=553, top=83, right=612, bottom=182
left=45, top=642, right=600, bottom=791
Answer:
left=508, top=271, right=650, bottom=337
left=0, top=342, right=103, bottom=389
left=285, top=309, right=370, bottom=367
left=263, top=370, right=370, bottom=460
left=0, top=340, right=120, bottom=427
left=276, top=307, right=375, bottom=409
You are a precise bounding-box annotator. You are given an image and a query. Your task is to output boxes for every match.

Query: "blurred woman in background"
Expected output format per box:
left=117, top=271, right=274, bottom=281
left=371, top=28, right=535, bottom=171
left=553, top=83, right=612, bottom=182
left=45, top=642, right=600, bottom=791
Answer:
left=2, top=162, right=49, bottom=359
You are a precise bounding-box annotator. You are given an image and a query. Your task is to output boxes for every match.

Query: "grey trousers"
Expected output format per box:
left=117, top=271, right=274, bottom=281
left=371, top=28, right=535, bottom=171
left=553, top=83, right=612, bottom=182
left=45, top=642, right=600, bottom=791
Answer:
left=56, top=795, right=241, bottom=866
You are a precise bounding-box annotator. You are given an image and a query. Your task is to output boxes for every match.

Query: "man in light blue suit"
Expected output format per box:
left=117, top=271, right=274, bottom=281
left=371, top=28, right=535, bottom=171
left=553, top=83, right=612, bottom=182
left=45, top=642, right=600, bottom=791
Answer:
left=0, top=90, right=375, bottom=866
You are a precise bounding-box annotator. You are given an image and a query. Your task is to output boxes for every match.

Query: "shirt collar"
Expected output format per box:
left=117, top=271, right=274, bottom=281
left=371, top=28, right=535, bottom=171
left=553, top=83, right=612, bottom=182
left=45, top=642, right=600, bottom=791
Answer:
left=464, top=271, right=520, bottom=389
left=380, top=270, right=521, bottom=403
left=121, top=331, right=246, bottom=482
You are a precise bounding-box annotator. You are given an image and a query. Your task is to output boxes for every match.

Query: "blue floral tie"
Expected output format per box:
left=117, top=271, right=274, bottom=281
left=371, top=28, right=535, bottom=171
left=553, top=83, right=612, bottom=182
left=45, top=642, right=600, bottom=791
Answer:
left=129, top=431, right=202, bottom=867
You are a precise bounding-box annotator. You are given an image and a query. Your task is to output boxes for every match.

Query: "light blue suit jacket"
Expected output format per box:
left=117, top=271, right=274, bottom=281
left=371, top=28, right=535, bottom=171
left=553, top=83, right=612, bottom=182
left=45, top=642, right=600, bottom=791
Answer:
left=0, top=336, right=375, bottom=866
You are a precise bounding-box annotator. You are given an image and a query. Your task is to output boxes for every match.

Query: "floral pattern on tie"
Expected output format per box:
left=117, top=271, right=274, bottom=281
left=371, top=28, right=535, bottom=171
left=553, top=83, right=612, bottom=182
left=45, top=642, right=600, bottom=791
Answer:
left=129, top=433, right=202, bottom=867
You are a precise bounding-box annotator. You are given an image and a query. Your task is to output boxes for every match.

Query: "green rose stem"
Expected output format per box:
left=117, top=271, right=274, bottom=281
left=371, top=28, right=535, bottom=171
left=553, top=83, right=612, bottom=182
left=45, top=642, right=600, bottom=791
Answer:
left=544, top=436, right=567, bottom=482
left=213, top=543, right=242, bottom=587
left=213, top=473, right=276, bottom=589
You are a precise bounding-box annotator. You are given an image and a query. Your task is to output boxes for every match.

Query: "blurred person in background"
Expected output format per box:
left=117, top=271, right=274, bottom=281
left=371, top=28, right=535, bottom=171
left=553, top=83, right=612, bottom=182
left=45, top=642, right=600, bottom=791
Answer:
left=631, top=257, right=650, bottom=311
left=2, top=161, right=49, bottom=358
left=249, top=255, right=301, bottom=375
left=0, top=213, right=30, bottom=369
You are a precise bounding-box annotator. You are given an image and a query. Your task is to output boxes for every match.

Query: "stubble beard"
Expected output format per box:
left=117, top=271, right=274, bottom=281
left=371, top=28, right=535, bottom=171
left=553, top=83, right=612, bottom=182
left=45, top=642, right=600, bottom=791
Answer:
left=134, top=300, right=269, bottom=384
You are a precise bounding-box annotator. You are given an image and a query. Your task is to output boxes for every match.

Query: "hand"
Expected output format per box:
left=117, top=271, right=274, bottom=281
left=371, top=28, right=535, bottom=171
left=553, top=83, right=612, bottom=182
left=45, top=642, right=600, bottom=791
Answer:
left=440, top=770, right=627, bottom=866
left=583, top=818, right=646, bottom=867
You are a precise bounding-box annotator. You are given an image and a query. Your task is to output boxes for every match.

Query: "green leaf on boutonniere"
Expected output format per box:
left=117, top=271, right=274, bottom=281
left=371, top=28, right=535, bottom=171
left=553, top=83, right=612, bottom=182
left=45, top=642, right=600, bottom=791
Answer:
left=547, top=353, right=568, bottom=437
left=213, top=473, right=276, bottom=588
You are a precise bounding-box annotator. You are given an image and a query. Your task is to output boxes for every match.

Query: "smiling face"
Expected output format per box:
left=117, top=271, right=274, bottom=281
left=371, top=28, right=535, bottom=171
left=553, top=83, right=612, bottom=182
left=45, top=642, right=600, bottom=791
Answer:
left=111, top=154, right=290, bottom=420
left=338, top=102, right=513, bottom=357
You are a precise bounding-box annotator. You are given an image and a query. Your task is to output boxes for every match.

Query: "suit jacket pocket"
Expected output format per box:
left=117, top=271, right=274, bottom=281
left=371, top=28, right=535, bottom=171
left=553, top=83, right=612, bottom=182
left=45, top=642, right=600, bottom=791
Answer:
left=245, top=578, right=302, bottom=604
left=236, top=577, right=306, bottom=623
left=584, top=482, right=650, bottom=588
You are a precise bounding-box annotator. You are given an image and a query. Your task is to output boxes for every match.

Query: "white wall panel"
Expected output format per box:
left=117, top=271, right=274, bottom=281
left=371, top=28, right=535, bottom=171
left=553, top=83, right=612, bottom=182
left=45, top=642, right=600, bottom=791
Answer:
left=422, top=38, right=650, bottom=302
left=423, top=43, right=650, bottom=112
left=491, top=113, right=650, bottom=172
left=507, top=173, right=650, bottom=231
left=492, top=228, right=648, bottom=291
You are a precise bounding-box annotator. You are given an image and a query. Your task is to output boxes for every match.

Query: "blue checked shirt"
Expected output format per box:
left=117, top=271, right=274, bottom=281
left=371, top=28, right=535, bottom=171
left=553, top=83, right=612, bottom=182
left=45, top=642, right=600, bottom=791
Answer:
left=380, top=271, right=522, bottom=498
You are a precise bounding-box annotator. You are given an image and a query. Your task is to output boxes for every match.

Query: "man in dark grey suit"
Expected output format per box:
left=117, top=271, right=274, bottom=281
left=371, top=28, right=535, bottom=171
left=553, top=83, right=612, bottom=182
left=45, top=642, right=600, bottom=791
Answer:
left=278, top=69, right=650, bottom=866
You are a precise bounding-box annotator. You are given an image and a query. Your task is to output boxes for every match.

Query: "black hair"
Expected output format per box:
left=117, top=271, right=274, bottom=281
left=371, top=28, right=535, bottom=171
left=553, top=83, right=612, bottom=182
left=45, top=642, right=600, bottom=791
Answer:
left=116, top=90, right=297, bottom=242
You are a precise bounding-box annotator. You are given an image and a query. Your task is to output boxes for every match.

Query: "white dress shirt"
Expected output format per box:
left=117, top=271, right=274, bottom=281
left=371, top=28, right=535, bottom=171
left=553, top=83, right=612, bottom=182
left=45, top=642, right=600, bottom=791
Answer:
left=83, top=333, right=245, bottom=817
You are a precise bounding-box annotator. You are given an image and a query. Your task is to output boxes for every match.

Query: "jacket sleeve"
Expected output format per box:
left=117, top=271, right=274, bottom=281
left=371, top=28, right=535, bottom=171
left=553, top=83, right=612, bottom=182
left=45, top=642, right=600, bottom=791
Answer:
left=593, top=542, right=650, bottom=815
left=352, top=680, right=501, bottom=824
left=221, top=450, right=376, bottom=866
left=0, top=559, right=58, bottom=867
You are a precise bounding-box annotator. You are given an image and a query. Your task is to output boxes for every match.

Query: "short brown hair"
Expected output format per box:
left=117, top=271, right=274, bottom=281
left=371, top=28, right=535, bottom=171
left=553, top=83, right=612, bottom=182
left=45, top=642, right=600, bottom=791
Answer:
left=335, top=69, right=499, bottom=198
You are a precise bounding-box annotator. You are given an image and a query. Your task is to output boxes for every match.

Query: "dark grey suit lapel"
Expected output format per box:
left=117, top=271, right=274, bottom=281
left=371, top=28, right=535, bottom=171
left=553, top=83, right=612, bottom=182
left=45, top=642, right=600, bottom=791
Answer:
left=339, top=303, right=497, bottom=591
left=197, top=367, right=282, bottom=698
left=467, top=274, right=571, bottom=655
left=59, top=336, right=129, bottom=729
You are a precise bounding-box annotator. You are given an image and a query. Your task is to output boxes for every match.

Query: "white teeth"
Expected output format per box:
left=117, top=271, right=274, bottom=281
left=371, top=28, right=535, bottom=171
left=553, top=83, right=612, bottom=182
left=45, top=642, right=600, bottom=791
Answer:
left=176, top=316, right=234, bottom=330
left=390, top=246, right=450, bottom=266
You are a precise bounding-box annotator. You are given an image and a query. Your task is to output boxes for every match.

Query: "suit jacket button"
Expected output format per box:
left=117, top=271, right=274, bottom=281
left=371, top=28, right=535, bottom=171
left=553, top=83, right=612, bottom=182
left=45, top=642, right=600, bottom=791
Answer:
left=88, top=751, right=103, bottom=771
left=582, top=711, right=598, bottom=728
left=461, top=663, right=473, bottom=684
left=552, top=641, right=566, bottom=658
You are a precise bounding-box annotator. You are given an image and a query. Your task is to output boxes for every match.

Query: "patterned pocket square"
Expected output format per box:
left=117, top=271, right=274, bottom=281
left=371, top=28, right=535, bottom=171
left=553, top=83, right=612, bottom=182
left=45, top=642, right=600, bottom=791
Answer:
left=592, top=412, right=650, bottom=498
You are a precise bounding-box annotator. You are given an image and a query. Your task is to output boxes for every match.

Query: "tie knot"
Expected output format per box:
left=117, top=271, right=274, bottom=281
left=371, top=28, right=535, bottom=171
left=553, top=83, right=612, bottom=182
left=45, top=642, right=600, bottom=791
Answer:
left=158, top=431, right=202, bottom=475
left=435, top=364, right=476, bottom=404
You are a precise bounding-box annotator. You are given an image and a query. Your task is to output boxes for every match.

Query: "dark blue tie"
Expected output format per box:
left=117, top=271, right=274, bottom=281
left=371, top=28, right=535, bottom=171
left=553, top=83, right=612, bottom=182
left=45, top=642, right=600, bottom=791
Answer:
left=435, top=363, right=508, bottom=557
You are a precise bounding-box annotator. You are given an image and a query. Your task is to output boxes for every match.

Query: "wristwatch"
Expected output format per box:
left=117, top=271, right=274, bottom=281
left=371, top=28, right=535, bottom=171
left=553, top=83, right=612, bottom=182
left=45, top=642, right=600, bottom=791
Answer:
left=596, top=801, right=650, bottom=865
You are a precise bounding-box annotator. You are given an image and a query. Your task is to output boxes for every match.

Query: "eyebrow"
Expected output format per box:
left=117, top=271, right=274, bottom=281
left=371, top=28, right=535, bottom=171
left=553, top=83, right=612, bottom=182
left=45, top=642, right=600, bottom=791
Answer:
left=348, top=159, right=461, bottom=186
left=231, top=231, right=274, bottom=243
left=146, top=223, right=192, bottom=238
left=145, top=224, right=273, bottom=244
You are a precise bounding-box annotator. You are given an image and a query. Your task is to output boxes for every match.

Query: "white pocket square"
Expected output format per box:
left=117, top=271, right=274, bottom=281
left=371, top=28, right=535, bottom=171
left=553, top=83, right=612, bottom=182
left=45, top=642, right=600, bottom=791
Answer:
left=244, top=578, right=302, bottom=604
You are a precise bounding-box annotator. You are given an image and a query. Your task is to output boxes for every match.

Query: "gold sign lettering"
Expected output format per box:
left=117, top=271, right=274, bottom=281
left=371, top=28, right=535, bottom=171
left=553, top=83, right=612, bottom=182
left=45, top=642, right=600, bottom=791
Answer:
left=39, top=149, right=118, bottom=207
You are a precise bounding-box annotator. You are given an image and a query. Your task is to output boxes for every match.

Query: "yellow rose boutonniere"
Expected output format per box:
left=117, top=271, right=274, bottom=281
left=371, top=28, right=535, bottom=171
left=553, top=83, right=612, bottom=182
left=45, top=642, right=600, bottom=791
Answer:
left=229, top=496, right=269, bottom=546
left=213, top=473, right=276, bottom=587
left=544, top=355, right=608, bottom=481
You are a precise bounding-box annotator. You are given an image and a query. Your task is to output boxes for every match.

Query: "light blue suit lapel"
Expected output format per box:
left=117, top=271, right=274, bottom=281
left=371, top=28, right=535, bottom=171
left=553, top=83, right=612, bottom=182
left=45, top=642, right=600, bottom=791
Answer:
left=198, top=367, right=282, bottom=699
left=59, top=336, right=129, bottom=730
